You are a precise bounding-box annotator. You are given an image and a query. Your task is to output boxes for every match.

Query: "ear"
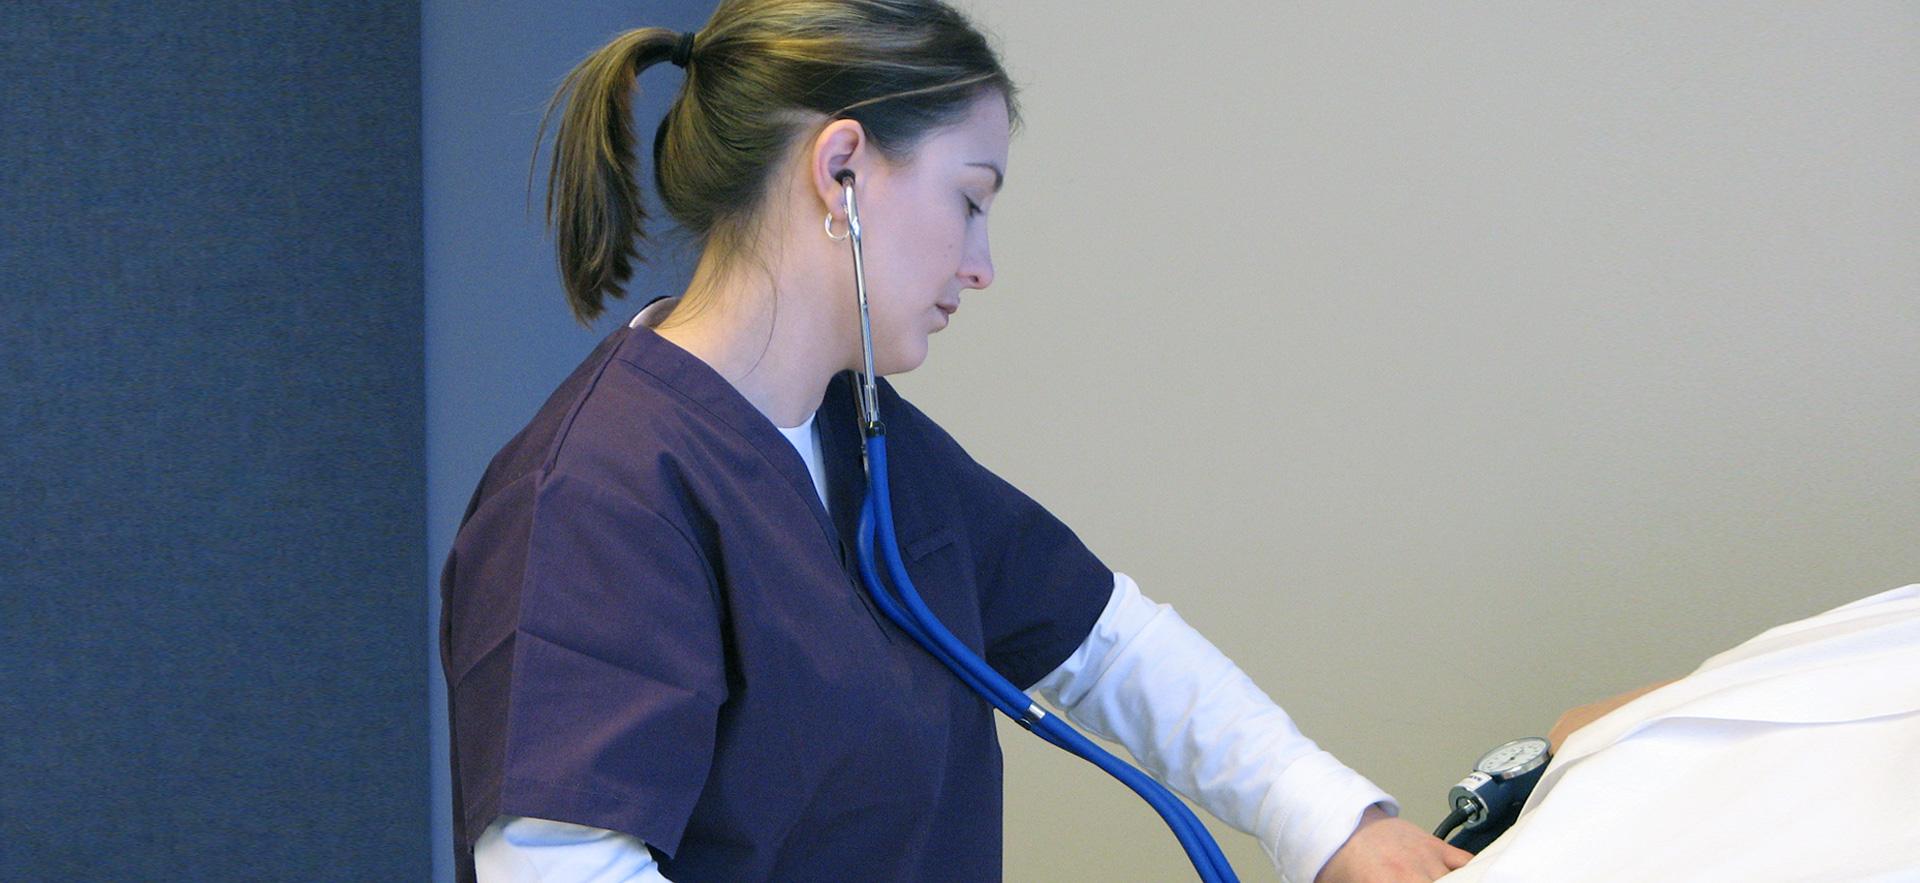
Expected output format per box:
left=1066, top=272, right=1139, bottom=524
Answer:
left=809, top=118, right=870, bottom=222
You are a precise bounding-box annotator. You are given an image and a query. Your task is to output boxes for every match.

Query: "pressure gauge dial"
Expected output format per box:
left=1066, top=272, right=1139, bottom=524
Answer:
left=1473, top=736, right=1551, bottom=780
left=1440, top=736, right=1555, bottom=854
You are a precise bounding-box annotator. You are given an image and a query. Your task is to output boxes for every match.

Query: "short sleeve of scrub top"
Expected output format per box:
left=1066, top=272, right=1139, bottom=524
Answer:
left=439, top=316, right=1115, bottom=883
left=864, top=383, right=1117, bottom=691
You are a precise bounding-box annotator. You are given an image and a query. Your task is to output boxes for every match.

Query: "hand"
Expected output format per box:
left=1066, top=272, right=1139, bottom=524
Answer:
left=1315, top=804, right=1472, bottom=883
left=1548, top=678, right=1677, bottom=749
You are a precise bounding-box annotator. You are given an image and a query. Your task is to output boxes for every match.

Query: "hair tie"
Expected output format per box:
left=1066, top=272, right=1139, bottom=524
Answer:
left=669, top=31, right=696, bottom=68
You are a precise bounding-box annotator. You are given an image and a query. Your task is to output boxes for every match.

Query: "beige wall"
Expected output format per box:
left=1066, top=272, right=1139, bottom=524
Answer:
left=889, top=3, right=1919, bottom=879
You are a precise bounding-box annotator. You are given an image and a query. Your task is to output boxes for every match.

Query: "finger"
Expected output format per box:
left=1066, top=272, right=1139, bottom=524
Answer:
left=1443, top=844, right=1474, bottom=868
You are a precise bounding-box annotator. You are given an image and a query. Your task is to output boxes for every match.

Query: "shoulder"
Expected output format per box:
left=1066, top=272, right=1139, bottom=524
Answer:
left=462, top=328, right=715, bottom=532
left=865, top=375, right=1040, bottom=518
left=870, top=375, right=977, bottom=469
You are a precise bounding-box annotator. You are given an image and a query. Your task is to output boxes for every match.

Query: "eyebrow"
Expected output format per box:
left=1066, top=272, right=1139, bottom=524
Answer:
left=967, top=162, right=1004, bottom=193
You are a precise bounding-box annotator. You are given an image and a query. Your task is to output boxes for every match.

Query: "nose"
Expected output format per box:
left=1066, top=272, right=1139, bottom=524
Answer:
left=959, top=242, right=994, bottom=291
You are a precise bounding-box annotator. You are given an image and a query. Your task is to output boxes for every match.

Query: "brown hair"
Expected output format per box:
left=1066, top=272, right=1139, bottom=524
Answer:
left=538, top=0, right=1021, bottom=326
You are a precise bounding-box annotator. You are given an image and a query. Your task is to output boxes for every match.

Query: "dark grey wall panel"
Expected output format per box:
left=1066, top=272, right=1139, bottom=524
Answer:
left=1, top=3, right=426, bottom=879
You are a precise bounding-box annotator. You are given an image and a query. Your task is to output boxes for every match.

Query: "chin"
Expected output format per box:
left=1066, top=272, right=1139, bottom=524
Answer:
left=875, top=337, right=931, bottom=376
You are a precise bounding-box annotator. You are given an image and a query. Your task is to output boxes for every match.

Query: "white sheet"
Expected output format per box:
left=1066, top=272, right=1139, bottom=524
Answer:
left=1442, top=584, right=1920, bottom=882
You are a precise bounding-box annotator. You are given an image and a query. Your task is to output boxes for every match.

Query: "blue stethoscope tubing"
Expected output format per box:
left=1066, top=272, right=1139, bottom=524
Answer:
left=833, top=171, right=1238, bottom=883
left=855, top=441, right=1238, bottom=882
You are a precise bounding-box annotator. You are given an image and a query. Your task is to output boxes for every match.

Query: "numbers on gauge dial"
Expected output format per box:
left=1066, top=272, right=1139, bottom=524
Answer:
left=1474, top=737, right=1549, bottom=777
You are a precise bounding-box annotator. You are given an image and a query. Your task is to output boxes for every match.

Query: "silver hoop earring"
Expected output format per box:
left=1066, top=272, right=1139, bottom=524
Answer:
left=825, top=212, right=849, bottom=241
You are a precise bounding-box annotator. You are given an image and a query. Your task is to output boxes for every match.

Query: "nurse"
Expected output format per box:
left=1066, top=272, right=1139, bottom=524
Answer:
left=438, top=1, right=1472, bottom=881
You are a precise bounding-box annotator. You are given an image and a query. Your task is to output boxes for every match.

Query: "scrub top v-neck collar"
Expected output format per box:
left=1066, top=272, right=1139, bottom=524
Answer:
left=618, top=300, right=868, bottom=562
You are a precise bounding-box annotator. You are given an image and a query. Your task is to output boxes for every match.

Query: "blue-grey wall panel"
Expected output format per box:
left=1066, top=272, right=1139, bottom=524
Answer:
left=423, top=3, right=713, bottom=878
left=0, top=3, right=426, bottom=879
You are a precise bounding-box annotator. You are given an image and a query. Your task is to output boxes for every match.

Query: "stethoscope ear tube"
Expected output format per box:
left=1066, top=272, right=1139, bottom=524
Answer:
left=837, top=171, right=882, bottom=437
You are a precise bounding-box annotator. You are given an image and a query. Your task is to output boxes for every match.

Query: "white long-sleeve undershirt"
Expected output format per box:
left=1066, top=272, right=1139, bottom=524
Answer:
left=1029, top=572, right=1397, bottom=882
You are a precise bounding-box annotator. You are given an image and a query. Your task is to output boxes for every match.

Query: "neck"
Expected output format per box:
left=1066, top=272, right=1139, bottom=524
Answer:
left=650, top=243, right=854, bottom=429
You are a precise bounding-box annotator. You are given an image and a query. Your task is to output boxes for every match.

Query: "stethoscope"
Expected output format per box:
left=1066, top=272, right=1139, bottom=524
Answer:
left=832, top=169, right=1240, bottom=883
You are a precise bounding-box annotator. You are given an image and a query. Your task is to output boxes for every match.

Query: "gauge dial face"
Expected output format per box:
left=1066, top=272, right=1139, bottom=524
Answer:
left=1475, top=737, right=1550, bottom=777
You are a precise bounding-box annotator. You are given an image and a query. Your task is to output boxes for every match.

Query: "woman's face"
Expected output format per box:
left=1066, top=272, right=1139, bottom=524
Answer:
left=849, top=93, right=1009, bottom=375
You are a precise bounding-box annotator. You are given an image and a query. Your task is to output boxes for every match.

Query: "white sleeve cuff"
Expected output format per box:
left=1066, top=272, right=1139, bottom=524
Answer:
left=1263, top=752, right=1399, bottom=883
left=1031, top=572, right=1398, bottom=883
left=475, top=815, right=674, bottom=882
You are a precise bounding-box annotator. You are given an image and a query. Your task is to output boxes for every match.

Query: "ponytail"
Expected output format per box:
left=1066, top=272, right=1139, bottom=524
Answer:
left=537, top=27, right=682, bottom=326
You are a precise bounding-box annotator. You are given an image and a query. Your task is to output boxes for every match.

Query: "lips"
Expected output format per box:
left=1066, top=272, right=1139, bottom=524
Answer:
left=936, top=302, right=958, bottom=316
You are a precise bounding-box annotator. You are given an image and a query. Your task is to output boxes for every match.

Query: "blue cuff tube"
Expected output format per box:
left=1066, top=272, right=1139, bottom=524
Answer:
left=856, top=433, right=1239, bottom=883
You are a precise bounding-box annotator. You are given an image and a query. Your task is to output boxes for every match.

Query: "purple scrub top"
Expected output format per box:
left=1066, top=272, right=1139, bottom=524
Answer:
left=439, top=312, right=1114, bottom=881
